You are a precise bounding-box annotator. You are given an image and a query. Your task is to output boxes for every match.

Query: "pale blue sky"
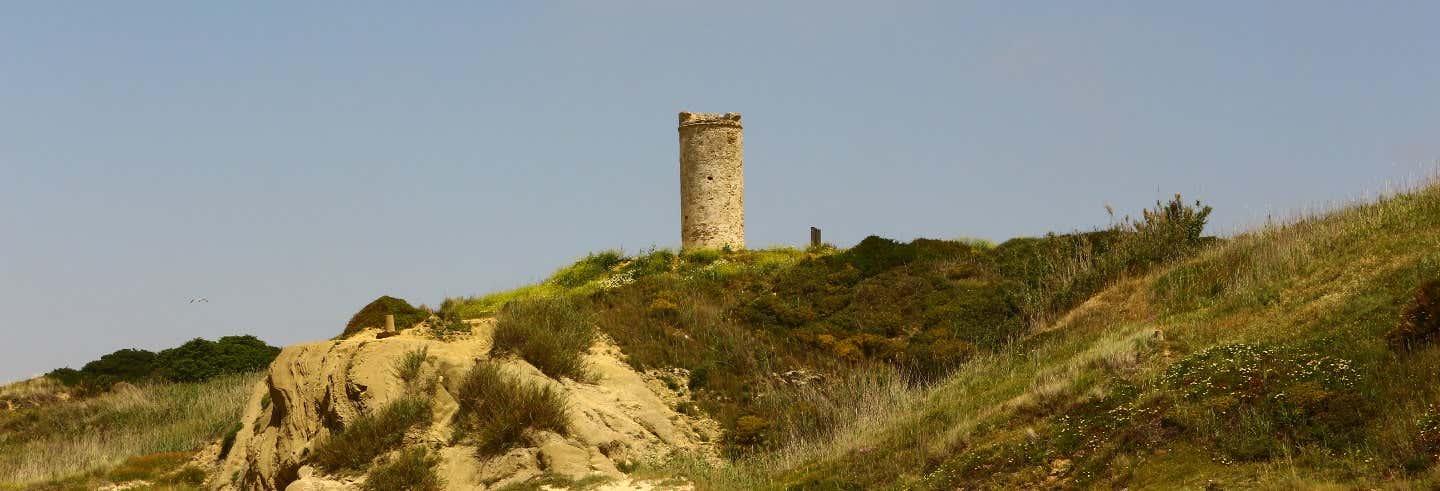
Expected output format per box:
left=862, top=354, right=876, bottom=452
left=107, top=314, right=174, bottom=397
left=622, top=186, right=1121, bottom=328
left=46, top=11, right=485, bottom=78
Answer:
left=3, top=2, right=1438, bottom=382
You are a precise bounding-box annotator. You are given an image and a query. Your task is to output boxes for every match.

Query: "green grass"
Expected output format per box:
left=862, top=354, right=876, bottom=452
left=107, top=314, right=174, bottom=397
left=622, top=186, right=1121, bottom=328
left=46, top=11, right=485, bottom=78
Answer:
left=491, top=297, right=596, bottom=381
left=441, top=283, right=565, bottom=320
left=453, top=362, right=569, bottom=456
left=0, top=372, right=261, bottom=487
left=310, top=396, right=434, bottom=473
left=653, top=183, right=1440, bottom=489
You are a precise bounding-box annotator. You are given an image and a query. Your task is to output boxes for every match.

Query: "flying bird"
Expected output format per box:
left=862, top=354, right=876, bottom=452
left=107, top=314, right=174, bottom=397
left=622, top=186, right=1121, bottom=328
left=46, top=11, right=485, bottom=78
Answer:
left=189, top=297, right=209, bottom=303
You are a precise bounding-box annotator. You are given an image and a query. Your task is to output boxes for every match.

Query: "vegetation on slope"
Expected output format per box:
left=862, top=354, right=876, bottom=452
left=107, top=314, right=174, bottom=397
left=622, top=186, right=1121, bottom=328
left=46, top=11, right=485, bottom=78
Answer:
left=491, top=297, right=596, bottom=380
left=664, top=184, right=1440, bottom=489
left=311, top=396, right=434, bottom=473
left=453, top=361, right=570, bottom=457
left=437, top=195, right=1216, bottom=459
left=0, top=372, right=261, bottom=488
left=363, top=447, right=444, bottom=491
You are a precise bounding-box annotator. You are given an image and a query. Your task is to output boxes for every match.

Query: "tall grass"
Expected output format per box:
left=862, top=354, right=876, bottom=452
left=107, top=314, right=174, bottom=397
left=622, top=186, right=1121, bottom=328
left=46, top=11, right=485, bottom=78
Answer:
left=673, top=182, right=1440, bottom=489
left=363, top=447, right=444, bottom=491
left=0, top=372, right=262, bottom=486
left=311, top=396, right=434, bottom=473
left=393, top=347, right=430, bottom=387
left=491, top=297, right=596, bottom=381
left=453, top=362, right=569, bottom=457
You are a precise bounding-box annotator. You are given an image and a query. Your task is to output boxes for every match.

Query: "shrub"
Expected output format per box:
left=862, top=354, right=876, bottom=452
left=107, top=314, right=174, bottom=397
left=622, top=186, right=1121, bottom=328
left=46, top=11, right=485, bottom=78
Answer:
left=454, top=362, right=569, bottom=457
left=44, top=367, right=84, bottom=387
left=549, top=250, right=625, bottom=287
left=491, top=297, right=596, bottom=381
left=46, top=336, right=280, bottom=392
left=838, top=236, right=918, bottom=275
left=311, top=396, right=433, bottom=472
left=993, top=195, right=1214, bottom=325
left=155, top=336, right=280, bottom=383
left=343, top=296, right=429, bottom=338
left=1129, top=193, right=1214, bottom=262
left=1388, top=279, right=1440, bottom=350
left=1161, top=344, right=1370, bottom=460
left=393, top=347, right=430, bottom=387
left=729, top=415, right=769, bottom=448
left=364, top=447, right=444, bottom=491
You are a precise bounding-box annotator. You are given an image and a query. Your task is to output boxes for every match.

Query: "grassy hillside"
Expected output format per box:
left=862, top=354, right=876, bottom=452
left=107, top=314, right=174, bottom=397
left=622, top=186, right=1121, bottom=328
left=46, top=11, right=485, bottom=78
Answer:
left=0, top=372, right=260, bottom=489
left=434, top=195, right=1214, bottom=462
left=7, top=184, right=1435, bottom=489
left=642, top=184, right=1440, bottom=489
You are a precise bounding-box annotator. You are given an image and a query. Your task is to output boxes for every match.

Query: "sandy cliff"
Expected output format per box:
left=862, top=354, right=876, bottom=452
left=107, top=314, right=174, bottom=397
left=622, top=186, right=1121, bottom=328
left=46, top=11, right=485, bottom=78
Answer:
left=218, top=320, right=717, bottom=490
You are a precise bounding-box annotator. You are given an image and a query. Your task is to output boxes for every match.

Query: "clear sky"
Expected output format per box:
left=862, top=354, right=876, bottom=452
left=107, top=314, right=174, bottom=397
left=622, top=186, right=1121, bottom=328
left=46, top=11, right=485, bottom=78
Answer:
left=3, top=2, right=1438, bottom=382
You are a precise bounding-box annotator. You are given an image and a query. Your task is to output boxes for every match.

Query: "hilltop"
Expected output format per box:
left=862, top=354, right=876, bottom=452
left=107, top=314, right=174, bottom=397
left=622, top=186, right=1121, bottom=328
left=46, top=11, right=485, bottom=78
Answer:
left=5, top=186, right=1440, bottom=489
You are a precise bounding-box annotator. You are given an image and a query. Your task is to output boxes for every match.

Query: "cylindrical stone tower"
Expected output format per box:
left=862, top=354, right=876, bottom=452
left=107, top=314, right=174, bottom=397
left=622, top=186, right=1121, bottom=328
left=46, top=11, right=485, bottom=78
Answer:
left=678, top=111, right=745, bottom=250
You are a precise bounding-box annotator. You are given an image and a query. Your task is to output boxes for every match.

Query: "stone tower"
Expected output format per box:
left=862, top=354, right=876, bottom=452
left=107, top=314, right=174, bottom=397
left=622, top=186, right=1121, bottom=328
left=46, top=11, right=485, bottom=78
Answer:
left=678, top=111, right=745, bottom=250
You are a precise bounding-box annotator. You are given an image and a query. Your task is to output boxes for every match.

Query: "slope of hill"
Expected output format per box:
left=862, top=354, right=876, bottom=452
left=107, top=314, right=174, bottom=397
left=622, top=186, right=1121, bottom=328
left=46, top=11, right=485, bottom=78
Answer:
left=0, top=372, right=260, bottom=489
left=6, top=185, right=1438, bottom=490
left=676, top=184, right=1440, bottom=489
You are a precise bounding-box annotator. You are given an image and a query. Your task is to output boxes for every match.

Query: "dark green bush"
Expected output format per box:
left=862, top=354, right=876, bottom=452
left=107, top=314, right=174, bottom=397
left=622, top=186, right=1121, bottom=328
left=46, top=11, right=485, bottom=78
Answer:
left=44, top=367, right=84, bottom=387
left=454, top=362, right=569, bottom=456
left=491, top=297, right=596, bottom=380
left=363, top=447, right=444, bottom=491
left=1388, top=279, right=1440, bottom=350
left=156, top=336, right=280, bottom=383
left=80, top=349, right=158, bottom=382
left=311, top=396, right=433, bottom=472
left=1161, top=344, right=1370, bottom=460
left=837, top=236, right=918, bottom=275
left=343, top=295, right=428, bottom=338
left=46, top=336, right=280, bottom=392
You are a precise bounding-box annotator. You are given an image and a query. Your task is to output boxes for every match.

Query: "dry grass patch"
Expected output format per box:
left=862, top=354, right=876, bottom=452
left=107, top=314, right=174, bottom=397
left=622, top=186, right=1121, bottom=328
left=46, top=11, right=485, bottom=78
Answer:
left=0, top=372, right=260, bottom=487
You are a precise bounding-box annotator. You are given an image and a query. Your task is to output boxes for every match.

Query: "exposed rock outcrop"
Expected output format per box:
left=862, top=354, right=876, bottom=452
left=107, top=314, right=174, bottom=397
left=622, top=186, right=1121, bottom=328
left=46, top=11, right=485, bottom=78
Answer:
left=217, top=321, right=717, bottom=490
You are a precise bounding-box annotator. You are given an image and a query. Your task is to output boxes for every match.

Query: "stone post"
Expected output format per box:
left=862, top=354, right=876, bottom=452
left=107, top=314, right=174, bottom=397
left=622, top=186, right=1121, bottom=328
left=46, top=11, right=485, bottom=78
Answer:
left=384, top=314, right=395, bottom=332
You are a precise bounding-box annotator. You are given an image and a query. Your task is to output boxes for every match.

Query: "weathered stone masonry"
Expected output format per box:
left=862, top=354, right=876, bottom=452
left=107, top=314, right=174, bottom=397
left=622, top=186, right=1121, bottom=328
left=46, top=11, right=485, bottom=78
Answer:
left=678, top=111, right=745, bottom=250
